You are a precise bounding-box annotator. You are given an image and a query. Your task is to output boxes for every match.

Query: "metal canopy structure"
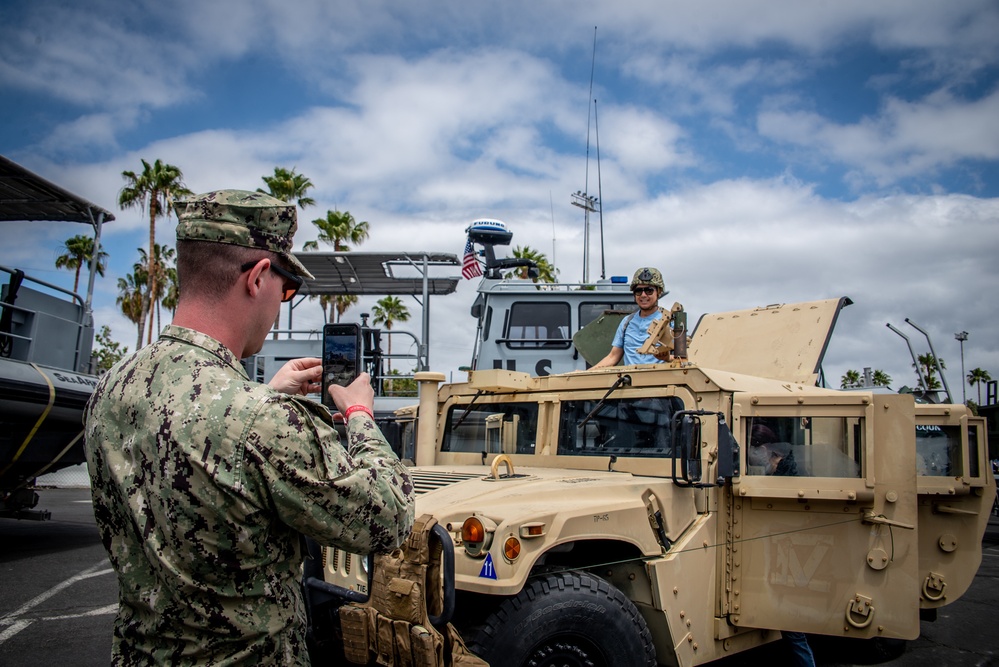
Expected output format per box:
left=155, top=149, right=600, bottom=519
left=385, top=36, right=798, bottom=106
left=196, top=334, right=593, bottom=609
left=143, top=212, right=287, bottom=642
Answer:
left=291, top=251, right=461, bottom=372
left=294, top=251, right=460, bottom=296
left=0, top=155, right=115, bottom=224
left=0, top=154, right=115, bottom=314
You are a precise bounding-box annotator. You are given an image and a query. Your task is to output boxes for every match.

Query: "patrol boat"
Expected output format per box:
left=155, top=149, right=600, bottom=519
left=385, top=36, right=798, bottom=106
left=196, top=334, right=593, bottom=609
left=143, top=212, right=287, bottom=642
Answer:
left=0, top=155, right=114, bottom=518
left=243, top=219, right=642, bottom=459
left=463, top=218, right=640, bottom=376
left=248, top=219, right=640, bottom=393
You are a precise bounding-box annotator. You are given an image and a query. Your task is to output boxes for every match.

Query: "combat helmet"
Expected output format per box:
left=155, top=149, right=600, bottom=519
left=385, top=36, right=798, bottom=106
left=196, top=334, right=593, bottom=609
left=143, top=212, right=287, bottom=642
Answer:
left=630, top=267, right=665, bottom=294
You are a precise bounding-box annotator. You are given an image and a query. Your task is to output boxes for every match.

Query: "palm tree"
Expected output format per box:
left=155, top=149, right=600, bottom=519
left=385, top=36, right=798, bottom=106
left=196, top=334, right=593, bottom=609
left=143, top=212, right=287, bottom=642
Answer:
left=118, top=159, right=191, bottom=346
left=334, top=294, right=359, bottom=323
left=259, top=166, right=316, bottom=336
left=840, top=369, right=861, bottom=388
left=504, top=246, right=558, bottom=284
left=967, top=368, right=993, bottom=405
left=138, top=244, right=176, bottom=336
left=372, top=296, right=410, bottom=378
left=55, top=234, right=108, bottom=293
left=302, top=209, right=369, bottom=323
left=872, top=370, right=892, bottom=387
left=304, top=209, right=370, bottom=251
left=914, top=353, right=945, bottom=391
left=116, top=266, right=147, bottom=348
left=161, top=266, right=179, bottom=315
left=258, top=167, right=315, bottom=209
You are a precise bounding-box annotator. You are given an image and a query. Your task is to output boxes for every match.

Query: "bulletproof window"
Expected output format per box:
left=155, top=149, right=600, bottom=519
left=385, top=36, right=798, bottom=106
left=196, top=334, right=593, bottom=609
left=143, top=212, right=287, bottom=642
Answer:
left=967, top=423, right=981, bottom=478
left=442, top=402, right=541, bottom=455
left=558, top=396, right=684, bottom=458
left=916, top=424, right=962, bottom=477
left=502, top=301, right=570, bottom=349
left=746, top=416, right=863, bottom=478
left=578, top=302, right=638, bottom=330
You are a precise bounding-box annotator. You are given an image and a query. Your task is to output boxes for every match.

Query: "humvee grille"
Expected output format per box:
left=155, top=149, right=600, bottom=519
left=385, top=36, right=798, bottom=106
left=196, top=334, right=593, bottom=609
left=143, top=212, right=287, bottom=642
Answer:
left=412, top=470, right=481, bottom=494
left=322, top=470, right=479, bottom=587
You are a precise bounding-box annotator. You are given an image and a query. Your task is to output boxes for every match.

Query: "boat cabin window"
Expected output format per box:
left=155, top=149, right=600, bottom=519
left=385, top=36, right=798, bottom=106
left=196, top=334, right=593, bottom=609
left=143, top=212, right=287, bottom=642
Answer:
left=915, top=424, right=962, bottom=477
left=578, top=302, right=638, bottom=330
left=746, top=417, right=862, bottom=478
left=442, top=402, right=541, bottom=455
left=558, top=396, right=684, bottom=458
left=503, top=301, right=570, bottom=349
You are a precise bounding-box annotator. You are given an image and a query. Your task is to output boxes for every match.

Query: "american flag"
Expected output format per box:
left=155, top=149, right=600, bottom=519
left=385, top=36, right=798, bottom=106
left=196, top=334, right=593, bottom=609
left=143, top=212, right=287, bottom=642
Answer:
left=462, top=237, right=483, bottom=279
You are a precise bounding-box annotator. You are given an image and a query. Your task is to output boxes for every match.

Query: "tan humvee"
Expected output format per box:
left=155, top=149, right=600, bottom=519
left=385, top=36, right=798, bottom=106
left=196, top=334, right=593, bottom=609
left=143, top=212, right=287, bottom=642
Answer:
left=314, top=298, right=994, bottom=666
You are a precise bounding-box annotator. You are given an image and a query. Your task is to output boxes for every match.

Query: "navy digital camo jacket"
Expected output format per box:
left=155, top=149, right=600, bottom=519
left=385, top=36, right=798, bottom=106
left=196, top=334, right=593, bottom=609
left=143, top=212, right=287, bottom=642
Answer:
left=85, top=325, right=415, bottom=665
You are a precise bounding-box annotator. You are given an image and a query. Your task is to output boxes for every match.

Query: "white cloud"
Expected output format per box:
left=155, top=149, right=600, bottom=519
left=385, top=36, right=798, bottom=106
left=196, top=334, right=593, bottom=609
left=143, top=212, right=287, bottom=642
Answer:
left=0, top=2, right=195, bottom=109
left=759, top=88, right=999, bottom=186
left=2, top=0, right=998, bottom=398
left=600, top=106, right=690, bottom=174
left=623, top=54, right=806, bottom=117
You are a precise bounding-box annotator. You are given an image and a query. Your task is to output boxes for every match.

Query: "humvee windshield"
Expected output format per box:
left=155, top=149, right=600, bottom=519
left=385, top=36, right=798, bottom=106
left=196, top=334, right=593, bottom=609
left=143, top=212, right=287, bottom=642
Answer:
left=442, top=402, right=541, bottom=454
left=558, top=396, right=684, bottom=458
left=746, top=416, right=863, bottom=478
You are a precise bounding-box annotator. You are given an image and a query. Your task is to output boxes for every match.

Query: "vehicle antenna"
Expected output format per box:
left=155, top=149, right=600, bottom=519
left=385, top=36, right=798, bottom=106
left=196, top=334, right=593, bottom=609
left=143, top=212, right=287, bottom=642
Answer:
left=549, top=190, right=557, bottom=281
left=571, top=26, right=599, bottom=283
left=595, top=97, right=605, bottom=280
left=585, top=27, right=595, bottom=197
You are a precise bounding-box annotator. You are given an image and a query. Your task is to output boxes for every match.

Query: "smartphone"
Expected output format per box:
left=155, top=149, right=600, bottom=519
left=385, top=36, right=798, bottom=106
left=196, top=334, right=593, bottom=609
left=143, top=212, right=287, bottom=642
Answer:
left=321, top=323, right=362, bottom=408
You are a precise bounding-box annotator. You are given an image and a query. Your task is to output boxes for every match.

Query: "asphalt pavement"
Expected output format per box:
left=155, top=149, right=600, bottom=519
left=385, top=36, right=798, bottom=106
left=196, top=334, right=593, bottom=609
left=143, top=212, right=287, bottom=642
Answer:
left=1, top=487, right=996, bottom=666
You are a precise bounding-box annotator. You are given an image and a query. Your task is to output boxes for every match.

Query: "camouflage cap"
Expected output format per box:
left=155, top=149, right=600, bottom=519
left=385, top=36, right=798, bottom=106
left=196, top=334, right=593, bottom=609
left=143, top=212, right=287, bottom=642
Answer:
left=176, top=190, right=314, bottom=280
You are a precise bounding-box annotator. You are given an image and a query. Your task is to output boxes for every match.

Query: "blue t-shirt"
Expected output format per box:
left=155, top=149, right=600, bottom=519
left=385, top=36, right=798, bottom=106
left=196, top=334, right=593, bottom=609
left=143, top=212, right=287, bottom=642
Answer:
left=612, top=310, right=664, bottom=365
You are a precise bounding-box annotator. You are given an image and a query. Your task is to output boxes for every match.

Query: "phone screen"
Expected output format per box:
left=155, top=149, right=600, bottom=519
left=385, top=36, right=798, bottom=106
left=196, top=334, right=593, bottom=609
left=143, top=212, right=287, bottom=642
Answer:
left=322, top=324, right=361, bottom=407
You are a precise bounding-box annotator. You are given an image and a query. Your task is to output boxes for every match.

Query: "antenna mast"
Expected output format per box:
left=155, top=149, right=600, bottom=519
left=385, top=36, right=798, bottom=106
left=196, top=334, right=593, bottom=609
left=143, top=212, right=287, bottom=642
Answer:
left=549, top=191, right=557, bottom=277
left=595, top=98, right=605, bottom=279
left=571, top=26, right=600, bottom=283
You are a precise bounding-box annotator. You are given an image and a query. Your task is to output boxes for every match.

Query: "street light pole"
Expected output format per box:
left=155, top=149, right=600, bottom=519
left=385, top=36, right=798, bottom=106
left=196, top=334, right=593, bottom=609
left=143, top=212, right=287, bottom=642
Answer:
left=955, top=331, right=968, bottom=404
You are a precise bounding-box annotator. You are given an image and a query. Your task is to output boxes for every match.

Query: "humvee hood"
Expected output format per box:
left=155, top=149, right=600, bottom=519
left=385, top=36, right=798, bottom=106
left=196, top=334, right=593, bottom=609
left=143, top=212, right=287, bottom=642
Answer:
left=410, top=466, right=683, bottom=553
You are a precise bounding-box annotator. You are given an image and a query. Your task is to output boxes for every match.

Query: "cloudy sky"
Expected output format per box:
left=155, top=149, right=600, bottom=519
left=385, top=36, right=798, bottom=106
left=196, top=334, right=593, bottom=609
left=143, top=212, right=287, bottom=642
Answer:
left=1, top=0, right=998, bottom=398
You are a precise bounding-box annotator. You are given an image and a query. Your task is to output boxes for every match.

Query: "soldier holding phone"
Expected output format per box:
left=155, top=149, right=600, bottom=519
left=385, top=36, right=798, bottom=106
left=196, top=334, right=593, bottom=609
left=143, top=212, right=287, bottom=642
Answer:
left=85, top=190, right=415, bottom=665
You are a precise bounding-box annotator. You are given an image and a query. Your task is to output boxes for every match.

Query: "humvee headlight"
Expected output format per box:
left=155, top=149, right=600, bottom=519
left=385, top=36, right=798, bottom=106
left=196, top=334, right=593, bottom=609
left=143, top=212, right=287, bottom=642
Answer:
left=461, top=515, right=496, bottom=558
left=503, top=536, right=521, bottom=562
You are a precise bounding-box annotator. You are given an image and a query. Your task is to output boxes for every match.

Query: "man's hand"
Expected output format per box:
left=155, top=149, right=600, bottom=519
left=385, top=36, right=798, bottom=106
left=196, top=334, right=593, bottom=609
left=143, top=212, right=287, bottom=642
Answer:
left=329, top=373, right=375, bottom=414
left=268, top=357, right=322, bottom=396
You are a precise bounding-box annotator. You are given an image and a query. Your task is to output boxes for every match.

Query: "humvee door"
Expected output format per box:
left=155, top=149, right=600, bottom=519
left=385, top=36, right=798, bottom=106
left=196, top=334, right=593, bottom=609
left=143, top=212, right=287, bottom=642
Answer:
left=688, top=297, right=852, bottom=385
left=730, top=394, right=921, bottom=640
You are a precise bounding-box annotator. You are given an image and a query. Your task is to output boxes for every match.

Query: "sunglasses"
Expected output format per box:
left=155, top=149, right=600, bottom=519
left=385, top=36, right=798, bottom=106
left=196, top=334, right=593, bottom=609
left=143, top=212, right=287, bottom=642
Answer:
left=632, top=286, right=657, bottom=296
left=240, top=260, right=304, bottom=302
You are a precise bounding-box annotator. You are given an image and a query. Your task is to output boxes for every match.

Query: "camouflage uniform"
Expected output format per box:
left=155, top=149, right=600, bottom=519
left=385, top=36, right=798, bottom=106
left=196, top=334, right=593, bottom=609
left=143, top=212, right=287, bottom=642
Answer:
left=85, top=190, right=415, bottom=665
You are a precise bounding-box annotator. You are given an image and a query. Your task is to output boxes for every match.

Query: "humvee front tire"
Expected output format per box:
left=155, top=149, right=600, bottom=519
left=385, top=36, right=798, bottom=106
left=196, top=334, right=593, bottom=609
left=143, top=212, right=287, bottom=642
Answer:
left=467, top=570, right=656, bottom=667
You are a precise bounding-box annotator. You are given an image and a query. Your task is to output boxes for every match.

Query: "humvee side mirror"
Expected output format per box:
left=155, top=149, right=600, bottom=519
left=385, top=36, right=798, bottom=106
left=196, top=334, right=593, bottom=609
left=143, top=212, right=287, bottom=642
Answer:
left=671, top=411, right=740, bottom=487
left=671, top=413, right=702, bottom=486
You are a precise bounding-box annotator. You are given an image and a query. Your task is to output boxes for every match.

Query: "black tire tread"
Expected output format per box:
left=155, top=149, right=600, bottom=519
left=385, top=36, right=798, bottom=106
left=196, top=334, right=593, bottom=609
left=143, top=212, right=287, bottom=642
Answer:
left=467, top=570, right=656, bottom=667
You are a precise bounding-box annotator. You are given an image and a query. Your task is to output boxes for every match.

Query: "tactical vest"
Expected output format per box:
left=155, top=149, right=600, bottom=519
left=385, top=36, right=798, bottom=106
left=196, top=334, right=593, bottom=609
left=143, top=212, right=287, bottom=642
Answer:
left=339, top=515, right=487, bottom=667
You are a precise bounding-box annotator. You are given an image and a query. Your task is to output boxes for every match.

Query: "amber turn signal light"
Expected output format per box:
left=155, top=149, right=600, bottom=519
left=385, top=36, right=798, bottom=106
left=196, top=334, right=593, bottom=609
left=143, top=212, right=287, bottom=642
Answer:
left=503, top=536, right=521, bottom=562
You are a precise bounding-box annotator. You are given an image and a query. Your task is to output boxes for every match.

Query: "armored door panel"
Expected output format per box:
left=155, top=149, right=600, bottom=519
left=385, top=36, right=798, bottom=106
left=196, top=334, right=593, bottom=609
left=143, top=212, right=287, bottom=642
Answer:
left=689, top=297, right=850, bottom=385
left=729, top=395, right=920, bottom=640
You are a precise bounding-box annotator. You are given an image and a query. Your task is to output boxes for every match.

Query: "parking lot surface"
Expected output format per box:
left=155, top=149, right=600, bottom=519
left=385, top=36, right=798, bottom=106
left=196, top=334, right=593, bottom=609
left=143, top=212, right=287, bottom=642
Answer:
left=1, top=487, right=996, bottom=666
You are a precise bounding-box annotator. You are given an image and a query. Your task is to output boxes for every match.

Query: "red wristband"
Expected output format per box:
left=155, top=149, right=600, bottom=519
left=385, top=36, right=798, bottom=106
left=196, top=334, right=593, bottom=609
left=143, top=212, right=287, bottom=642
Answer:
left=344, top=404, right=374, bottom=420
